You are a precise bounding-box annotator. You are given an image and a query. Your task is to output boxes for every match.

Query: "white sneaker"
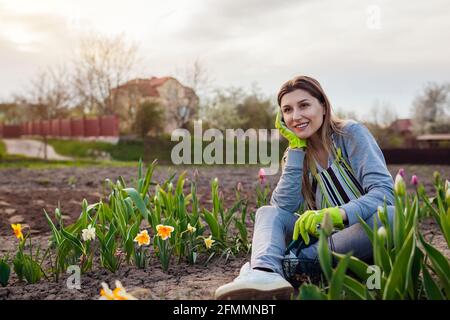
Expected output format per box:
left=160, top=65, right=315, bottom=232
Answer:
left=214, top=262, right=294, bottom=300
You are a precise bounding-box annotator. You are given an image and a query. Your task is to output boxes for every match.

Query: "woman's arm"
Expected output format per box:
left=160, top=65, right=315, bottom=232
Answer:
left=270, top=148, right=305, bottom=213
left=338, top=122, right=395, bottom=226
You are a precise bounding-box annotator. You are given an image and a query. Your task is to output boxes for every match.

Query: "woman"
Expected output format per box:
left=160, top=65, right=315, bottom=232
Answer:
left=214, top=75, right=396, bottom=300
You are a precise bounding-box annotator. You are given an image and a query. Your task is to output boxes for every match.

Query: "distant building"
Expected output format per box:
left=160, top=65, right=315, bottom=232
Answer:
left=390, top=119, right=413, bottom=134
left=111, top=76, right=199, bottom=135
left=416, top=134, right=450, bottom=148
left=389, top=118, right=416, bottom=147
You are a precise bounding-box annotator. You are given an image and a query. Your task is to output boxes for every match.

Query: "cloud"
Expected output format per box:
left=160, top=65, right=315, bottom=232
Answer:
left=0, top=0, right=449, bottom=118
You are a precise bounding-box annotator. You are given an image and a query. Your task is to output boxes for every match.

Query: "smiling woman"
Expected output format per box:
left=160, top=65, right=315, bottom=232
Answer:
left=214, top=75, right=396, bottom=300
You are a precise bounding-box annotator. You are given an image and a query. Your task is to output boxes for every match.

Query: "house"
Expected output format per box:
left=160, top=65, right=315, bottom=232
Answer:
left=390, top=119, right=413, bottom=134
left=416, top=134, right=450, bottom=148
left=389, top=118, right=416, bottom=147
left=111, top=76, right=199, bottom=135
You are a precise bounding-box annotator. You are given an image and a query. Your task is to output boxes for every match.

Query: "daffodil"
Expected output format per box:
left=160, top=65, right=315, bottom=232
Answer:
left=134, top=230, right=150, bottom=246
left=186, top=223, right=196, bottom=233
left=81, top=224, right=96, bottom=242
left=11, top=224, right=24, bottom=241
left=156, top=224, right=174, bottom=240
left=99, top=281, right=137, bottom=300
left=204, top=235, right=215, bottom=249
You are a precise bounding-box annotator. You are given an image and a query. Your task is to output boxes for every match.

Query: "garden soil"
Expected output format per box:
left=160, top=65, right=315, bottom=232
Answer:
left=0, top=164, right=449, bottom=300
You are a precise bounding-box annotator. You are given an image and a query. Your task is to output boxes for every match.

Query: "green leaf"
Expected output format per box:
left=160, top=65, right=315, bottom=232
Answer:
left=383, top=229, right=415, bottom=299
left=318, top=230, right=332, bottom=281
left=343, top=275, right=371, bottom=300
left=43, top=209, right=62, bottom=245
left=124, top=187, right=150, bottom=221
left=333, top=252, right=371, bottom=282
left=357, top=215, right=374, bottom=244
left=329, top=253, right=351, bottom=299
left=298, top=284, right=327, bottom=300
left=419, top=232, right=450, bottom=297
left=141, top=159, right=157, bottom=198
left=422, top=264, right=444, bottom=300
left=202, top=209, right=220, bottom=239
left=60, top=230, right=85, bottom=255
left=0, top=260, right=11, bottom=287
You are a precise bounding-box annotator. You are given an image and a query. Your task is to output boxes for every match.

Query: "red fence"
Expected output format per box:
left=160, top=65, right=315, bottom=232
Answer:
left=0, top=115, right=119, bottom=138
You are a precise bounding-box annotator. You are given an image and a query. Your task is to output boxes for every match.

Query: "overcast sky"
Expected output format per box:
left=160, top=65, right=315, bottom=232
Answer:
left=0, top=0, right=449, bottom=118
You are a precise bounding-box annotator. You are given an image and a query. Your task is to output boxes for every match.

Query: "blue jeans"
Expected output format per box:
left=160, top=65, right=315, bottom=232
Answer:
left=250, top=205, right=395, bottom=276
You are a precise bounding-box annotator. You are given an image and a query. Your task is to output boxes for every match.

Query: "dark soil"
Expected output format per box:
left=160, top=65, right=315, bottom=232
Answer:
left=0, top=164, right=449, bottom=300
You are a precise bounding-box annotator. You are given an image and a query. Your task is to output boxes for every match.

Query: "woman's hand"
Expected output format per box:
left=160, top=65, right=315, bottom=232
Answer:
left=292, top=206, right=345, bottom=244
left=275, top=110, right=307, bottom=150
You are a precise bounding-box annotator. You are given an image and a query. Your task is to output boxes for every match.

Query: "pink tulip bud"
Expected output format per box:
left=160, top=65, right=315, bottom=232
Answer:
left=193, top=169, right=199, bottom=181
left=398, top=168, right=405, bottom=178
left=237, top=182, right=243, bottom=192
left=258, top=168, right=266, bottom=185
left=411, top=175, right=418, bottom=186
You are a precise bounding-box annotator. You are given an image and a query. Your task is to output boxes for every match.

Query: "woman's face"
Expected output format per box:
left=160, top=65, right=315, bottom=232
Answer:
left=280, top=89, right=326, bottom=140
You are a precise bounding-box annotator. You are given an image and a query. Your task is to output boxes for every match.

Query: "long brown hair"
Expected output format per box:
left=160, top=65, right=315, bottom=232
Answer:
left=277, top=75, right=349, bottom=210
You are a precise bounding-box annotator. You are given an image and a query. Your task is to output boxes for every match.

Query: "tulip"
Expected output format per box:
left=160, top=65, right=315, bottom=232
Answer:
left=398, top=168, right=405, bottom=178
left=377, top=226, right=387, bottom=245
left=411, top=175, right=418, bottom=187
left=394, top=173, right=406, bottom=197
left=446, top=188, right=450, bottom=207
left=258, top=168, right=266, bottom=185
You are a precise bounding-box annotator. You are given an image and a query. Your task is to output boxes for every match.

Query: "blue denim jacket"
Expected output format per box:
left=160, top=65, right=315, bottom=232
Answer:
left=270, top=120, right=395, bottom=226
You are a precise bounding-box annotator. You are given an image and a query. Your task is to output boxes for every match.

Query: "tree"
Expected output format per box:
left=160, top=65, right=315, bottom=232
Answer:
left=368, top=99, right=398, bottom=128
left=14, top=64, right=73, bottom=121
left=175, top=58, right=215, bottom=120
left=73, top=32, right=140, bottom=116
left=202, top=86, right=247, bottom=130
left=133, top=101, right=164, bottom=138
left=236, top=84, right=276, bottom=130
left=411, top=82, right=450, bottom=134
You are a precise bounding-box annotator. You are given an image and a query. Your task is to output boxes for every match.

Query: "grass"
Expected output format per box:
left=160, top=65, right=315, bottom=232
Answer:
left=44, top=138, right=144, bottom=161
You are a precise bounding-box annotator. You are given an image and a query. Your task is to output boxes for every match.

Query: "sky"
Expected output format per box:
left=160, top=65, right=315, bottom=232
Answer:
left=0, top=0, right=449, bottom=119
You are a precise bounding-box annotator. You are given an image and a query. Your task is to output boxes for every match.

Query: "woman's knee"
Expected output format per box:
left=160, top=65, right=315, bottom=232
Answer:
left=255, top=205, right=292, bottom=221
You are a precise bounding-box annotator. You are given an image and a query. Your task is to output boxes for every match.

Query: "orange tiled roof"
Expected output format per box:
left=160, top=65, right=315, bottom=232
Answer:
left=114, top=76, right=175, bottom=97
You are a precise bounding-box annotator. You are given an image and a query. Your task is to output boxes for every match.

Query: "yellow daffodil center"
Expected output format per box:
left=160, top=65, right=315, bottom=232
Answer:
left=134, top=230, right=150, bottom=246
left=156, top=224, right=174, bottom=240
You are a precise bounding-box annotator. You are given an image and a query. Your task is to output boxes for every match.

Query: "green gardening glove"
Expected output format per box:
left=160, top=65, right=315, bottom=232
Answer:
left=275, top=110, right=307, bottom=149
left=292, top=207, right=345, bottom=244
